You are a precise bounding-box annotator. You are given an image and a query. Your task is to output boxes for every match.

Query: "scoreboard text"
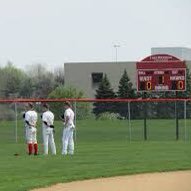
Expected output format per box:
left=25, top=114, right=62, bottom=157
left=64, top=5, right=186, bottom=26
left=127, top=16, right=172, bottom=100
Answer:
left=136, top=54, right=186, bottom=92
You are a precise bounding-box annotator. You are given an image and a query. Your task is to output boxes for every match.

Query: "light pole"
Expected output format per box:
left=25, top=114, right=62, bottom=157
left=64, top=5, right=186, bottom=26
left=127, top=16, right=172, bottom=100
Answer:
left=113, top=44, right=120, bottom=64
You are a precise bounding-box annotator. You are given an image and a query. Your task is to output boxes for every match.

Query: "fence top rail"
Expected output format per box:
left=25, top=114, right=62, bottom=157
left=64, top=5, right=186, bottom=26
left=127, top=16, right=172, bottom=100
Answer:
left=0, top=98, right=190, bottom=103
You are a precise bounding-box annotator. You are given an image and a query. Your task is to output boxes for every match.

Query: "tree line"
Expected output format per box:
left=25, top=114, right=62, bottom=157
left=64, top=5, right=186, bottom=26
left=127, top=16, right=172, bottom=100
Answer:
left=0, top=62, right=64, bottom=98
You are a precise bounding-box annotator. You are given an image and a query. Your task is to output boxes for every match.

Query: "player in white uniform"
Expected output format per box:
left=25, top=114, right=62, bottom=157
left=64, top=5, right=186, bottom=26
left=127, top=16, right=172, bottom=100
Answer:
left=41, top=103, right=56, bottom=155
left=61, top=101, right=75, bottom=155
left=25, top=103, right=38, bottom=155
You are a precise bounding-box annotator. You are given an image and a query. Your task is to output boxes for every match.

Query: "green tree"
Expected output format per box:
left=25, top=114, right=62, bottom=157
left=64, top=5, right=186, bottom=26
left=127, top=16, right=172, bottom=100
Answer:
left=117, top=69, right=136, bottom=118
left=54, top=66, right=65, bottom=86
left=19, top=78, right=35, bottom=98
left=117, top=69, right=136, bottom=98
left=93, top=74, right=116, bottom=116
left=26, top=64, right=57, bottom=98
left=48, top=86, right=91, bottom=120
left=0, top=62, right=26, bottom=98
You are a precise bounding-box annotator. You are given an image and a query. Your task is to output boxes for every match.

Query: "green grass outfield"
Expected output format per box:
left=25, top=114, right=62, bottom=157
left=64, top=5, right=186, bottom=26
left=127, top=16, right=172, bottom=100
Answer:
left=0, top=119, right=191, bottom=191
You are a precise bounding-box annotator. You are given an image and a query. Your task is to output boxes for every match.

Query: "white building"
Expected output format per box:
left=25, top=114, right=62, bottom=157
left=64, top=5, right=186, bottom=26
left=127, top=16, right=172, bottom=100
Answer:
left=151, top=47, right=191, bottom=61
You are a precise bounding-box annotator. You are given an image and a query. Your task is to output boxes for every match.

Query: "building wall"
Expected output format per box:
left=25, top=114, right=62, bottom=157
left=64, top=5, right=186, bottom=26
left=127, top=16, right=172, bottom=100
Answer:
left=64, top=62, right=136, bottom=98
left=151, top=47, right=191, bottom=61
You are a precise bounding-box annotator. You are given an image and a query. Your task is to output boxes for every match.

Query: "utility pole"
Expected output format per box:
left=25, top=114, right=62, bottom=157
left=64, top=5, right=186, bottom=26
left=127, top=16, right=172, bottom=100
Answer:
left=113, top=44, right=120, bottom=64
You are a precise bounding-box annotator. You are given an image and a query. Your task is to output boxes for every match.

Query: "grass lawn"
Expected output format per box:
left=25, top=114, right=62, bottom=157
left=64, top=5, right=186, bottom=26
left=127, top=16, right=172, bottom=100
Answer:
left=0, top=119, right=191, bottom=191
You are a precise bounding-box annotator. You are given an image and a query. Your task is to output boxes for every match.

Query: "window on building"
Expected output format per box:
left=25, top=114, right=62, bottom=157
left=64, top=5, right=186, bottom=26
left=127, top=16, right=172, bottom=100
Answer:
left=91, top=73, right=103, bottom=84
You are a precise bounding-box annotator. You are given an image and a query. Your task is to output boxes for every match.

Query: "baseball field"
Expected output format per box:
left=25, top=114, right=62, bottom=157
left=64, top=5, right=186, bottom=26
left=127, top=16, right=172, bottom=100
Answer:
left=0, top=119, right=191, bottom=191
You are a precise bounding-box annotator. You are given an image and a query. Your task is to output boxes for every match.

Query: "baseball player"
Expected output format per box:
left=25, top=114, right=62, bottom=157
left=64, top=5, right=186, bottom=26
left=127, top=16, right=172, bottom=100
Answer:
left=41, top=103, right=56, bottom=155
left=61, top=101, right=75, bottom=155
left=24, top=103, right=38, bottom=155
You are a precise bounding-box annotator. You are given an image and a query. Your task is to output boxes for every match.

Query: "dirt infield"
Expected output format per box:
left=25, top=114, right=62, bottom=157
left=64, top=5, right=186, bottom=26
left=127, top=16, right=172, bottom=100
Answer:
left=32, top=170, right=191, bottom=191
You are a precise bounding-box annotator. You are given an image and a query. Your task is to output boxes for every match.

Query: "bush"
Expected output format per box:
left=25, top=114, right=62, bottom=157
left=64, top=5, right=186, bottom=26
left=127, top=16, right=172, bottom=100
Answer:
left=48, top=86, right=92, bottom=120
left=97, top=112, right=120, bottom=121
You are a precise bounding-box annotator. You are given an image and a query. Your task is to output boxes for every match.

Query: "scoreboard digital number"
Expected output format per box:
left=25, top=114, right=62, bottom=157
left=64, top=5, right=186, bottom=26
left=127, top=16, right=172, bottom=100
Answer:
left=136, top=54, right=186, bottom=92
left=137, top=69, right=186, bottom=91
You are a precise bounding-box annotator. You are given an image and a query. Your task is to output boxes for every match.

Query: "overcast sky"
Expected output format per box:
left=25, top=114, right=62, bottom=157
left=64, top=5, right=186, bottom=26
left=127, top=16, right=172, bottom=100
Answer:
left=0, top=0, right=190, bottom=69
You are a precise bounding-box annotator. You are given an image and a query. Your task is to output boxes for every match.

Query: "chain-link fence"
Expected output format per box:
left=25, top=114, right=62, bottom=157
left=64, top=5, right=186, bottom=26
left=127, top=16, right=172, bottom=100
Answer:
left=0, top=98, right=190, bottom=144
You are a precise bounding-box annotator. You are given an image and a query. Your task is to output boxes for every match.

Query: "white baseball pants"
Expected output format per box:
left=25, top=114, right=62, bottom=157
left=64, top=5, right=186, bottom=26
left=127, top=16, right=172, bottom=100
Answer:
left=26, top=126, right=37, bottom=144
left=43, top=127, right=56, bottom=155
left=62, top=127, right=74, bottom=155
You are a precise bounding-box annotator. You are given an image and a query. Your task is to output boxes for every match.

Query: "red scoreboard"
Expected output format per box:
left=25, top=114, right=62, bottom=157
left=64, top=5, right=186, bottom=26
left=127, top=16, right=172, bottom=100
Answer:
left=136, top=54, right=186, bottom=92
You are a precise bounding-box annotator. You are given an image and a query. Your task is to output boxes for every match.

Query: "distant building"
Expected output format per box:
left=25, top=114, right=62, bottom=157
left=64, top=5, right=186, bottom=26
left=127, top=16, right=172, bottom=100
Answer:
left=64, top=61, right=136, bottom=98
left=65, top=48, right=191, bottom=98
left=151, top=47, right=191, bottom=61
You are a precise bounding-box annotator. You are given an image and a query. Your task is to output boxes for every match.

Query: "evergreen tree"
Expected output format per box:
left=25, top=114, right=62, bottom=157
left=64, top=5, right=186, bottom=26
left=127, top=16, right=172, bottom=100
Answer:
left=117, top=69, right=136, bottom=118
left=93, top=74, right=116, bottom=116
left=117, top=69, right=136, bottom=98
